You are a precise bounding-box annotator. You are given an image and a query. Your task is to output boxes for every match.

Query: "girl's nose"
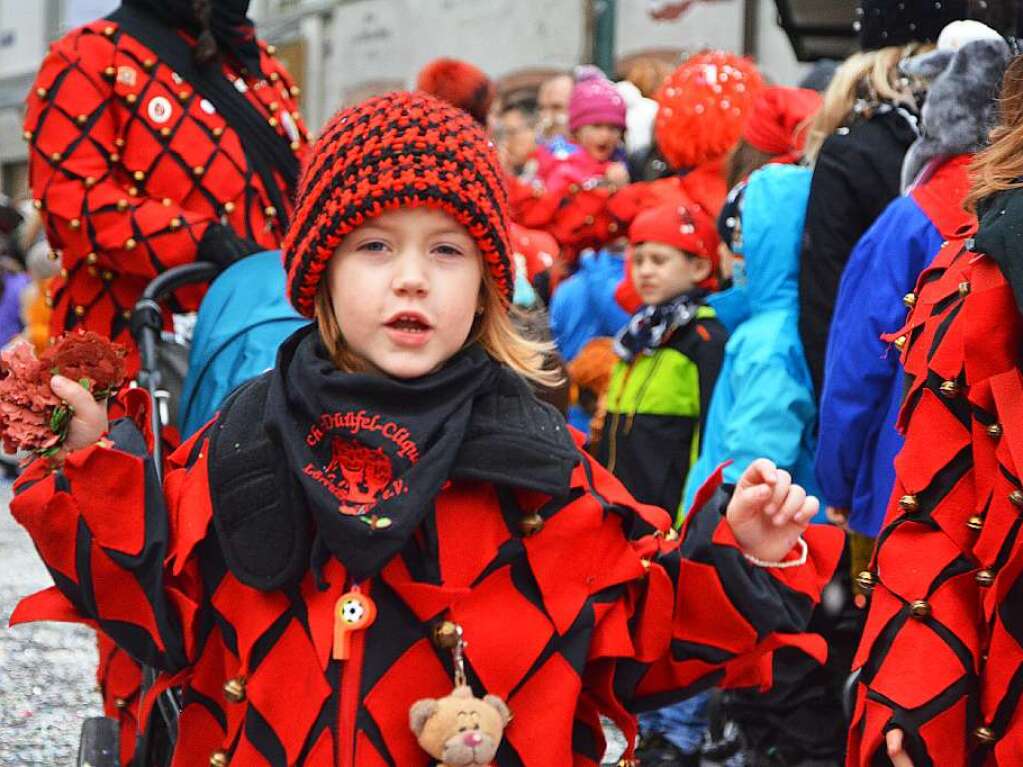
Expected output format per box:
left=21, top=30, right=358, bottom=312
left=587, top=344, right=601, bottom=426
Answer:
left=392, top=252, right=428, bottom=296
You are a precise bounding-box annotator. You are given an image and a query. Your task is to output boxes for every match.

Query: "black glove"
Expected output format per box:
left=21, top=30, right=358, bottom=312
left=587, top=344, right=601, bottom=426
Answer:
left=196, top=223, right=263, bottom=270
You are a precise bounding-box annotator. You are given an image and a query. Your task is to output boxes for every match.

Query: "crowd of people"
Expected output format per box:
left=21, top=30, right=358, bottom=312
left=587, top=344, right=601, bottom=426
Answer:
left=6, top=0, right=1023, bottom=766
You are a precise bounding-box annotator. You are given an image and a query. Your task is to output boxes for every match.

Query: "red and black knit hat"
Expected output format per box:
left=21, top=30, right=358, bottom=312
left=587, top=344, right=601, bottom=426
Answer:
left=283, top=92, right=512, bottom=317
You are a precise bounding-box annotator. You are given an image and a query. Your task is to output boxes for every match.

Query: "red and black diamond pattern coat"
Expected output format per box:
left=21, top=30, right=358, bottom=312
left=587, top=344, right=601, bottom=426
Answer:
left=847, top=235, right=1023, bottom=766
left=23, top=20, right=308, bottom=373
left=10, top=392, right=843, bottom=766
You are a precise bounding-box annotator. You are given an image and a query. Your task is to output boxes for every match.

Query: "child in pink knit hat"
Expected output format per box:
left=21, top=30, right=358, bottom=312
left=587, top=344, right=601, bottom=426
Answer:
left=539, top=68, right=630, bottom=195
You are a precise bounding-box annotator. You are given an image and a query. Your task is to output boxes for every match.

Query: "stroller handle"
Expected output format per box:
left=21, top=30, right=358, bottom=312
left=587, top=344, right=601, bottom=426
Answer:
left=131, top=261, right=222, bottom=415
left=129, top=260, right=222, bottom=765
left=141, top=261, right=221, bottom=304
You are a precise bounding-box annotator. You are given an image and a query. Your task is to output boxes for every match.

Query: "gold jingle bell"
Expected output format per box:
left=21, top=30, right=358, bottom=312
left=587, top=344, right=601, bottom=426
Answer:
left=432, top=621, right=460, bottom=650
left=855, top=571, right=876, bottom=592
left=976, top=569, right=995, bottom=587
left=209, top=750, right=229, bottom=767
left=518, top=513, right=544, bottom=536
left=974, top=726, right=997, bottom=745
left=987, top=423, right=1004, bottom=438
left=893, top=335, right=907, bottom=351
left=902, top=292, right=917, bottom=308
left=898, top=495, right=919, bottom=513
left=967, top=515, right=984, bottom=531
left=910, top=600, right=931, bottom=619
left=222, top=677, right=245, bottom=703
left=939, top=380, right=961, bottom=398
left=1011, top=489, right=1023, bottom=508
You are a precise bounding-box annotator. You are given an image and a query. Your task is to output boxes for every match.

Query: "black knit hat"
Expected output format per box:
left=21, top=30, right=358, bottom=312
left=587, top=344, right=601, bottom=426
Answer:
left=857, top=0, right=969, bottom=50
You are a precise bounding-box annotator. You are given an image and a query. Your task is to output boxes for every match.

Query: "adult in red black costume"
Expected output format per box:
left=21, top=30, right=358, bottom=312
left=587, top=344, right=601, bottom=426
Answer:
left=22, top=2, right=307, bottom=761
left=849, top=54, right=1023, bottom=767
left=23, top=0, right=308, bottom=375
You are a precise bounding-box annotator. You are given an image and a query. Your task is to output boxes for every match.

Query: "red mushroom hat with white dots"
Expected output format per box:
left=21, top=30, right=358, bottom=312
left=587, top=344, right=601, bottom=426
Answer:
left=654, top=51, right=764, bottom=171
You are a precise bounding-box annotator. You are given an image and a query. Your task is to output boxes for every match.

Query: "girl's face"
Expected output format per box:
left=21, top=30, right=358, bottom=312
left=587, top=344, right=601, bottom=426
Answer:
left=574, top=123, right=623, bottom=162
left=326, top=207, right=483, bottom=379
left=632, top=241, right=711, bottom=306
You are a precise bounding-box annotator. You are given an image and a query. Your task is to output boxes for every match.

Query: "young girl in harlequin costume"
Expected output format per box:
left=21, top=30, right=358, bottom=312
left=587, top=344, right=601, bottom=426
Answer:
left=9, top=92, right=842, bottom=766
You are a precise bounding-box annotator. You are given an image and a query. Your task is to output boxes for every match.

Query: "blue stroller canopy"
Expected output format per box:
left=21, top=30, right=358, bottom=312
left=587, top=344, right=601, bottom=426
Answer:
left=178, top=250, right=310, bottom=438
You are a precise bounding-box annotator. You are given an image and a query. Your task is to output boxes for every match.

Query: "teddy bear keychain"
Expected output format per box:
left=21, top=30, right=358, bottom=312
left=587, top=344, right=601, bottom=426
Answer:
left=408, top=623, right=512, bottom=767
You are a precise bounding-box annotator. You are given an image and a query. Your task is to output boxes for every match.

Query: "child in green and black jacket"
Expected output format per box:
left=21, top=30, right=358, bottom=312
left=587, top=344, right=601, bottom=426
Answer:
left=596, top=200, right=727, bottom=764
left=597, top=201, right=727, bottom=524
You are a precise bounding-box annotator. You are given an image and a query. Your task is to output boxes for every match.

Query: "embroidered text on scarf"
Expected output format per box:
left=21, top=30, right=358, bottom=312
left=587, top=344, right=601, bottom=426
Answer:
left=259, top=326, right=579, bottom=583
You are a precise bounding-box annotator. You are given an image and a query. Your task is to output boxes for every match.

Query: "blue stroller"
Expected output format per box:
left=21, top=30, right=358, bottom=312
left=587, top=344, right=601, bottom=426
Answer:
left=178, top=250, right=309, bottom=438
left=79, top=250, right=307, bottom=767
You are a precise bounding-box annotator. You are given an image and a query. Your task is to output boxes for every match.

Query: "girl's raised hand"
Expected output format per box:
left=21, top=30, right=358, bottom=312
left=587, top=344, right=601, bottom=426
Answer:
left=726, top=458, right=819, bottom=564
left=50, top=375, right=109, bottom=454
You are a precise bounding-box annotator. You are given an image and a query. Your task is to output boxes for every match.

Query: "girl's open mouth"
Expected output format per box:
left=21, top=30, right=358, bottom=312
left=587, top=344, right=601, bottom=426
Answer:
left=386, top=315, right=430, bottom=333
left=384, top=312, right=434, bottom=346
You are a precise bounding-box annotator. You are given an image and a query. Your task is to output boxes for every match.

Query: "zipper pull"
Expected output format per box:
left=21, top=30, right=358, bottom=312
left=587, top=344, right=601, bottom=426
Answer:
left=333, top=586, right=377, bottom=660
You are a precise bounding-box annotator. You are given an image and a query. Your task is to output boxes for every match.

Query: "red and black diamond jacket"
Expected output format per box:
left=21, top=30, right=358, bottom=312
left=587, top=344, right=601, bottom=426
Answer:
left=23, top=19, right=308, bottom=373
left=10, top=390, right=842, bottom=766
left=847, top=232, right=1023, bottom=766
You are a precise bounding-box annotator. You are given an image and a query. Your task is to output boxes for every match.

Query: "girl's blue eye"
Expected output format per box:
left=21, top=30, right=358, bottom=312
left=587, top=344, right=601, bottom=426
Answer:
left=434, top=244, right=465, bottom=257
left=360, top=240, right=388, bottom=252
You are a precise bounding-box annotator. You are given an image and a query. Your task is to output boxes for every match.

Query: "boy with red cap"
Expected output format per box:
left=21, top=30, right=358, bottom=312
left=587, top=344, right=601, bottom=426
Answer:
left=596, top=202, right=726, bottom=764
left=598, top=202, right=725, bottom=520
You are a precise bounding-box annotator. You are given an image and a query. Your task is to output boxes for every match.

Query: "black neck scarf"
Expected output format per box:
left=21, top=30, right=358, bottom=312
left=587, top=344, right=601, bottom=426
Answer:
left=614, top=290, right=706, bottom=362
left=122, top=0, right=261, bottom=74
left=263, top=326, right=579, bottom=582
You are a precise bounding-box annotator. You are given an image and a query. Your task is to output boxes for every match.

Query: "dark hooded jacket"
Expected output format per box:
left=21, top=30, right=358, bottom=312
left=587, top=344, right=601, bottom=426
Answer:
left=799, top=107, right=918, bottom=397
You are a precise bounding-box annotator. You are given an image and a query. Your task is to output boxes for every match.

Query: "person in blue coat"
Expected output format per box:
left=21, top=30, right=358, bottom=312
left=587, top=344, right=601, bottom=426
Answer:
left=815, top=29, right=1008, bottom=556
left=815, top=156, right=972, bottom=542
left=549, top=244, right=631, bottom=362
left=684, top=164, right=821, bottom=515
left=549, top=244, right=631, bottom=433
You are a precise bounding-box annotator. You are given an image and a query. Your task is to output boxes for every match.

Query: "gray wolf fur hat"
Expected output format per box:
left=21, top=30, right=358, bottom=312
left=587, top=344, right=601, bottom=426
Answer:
left=900, top=22, right=1011, bottom=191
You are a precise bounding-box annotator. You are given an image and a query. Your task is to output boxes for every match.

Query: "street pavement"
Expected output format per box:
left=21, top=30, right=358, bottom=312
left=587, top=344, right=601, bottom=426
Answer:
left=0, top=480, right=101, bottom=766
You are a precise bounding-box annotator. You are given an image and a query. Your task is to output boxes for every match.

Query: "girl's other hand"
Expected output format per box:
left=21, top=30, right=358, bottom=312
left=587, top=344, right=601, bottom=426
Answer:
left=726, top=458, right=819, bottom=564
left=886, top=729, right=915, bottom=767
left=825, top=506, right=850, bottom=531
left=50, top=375, right=109, bottom=454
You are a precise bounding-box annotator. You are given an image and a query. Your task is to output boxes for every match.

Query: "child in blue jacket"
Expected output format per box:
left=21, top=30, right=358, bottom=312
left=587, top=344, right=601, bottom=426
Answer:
left=684, top=164, right=821, bottom=512
left=684, top=163, right=841, bottom=765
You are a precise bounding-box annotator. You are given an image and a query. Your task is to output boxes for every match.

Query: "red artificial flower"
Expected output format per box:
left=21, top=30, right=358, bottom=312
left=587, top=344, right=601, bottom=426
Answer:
left=0, top=331, right=127, bottom=456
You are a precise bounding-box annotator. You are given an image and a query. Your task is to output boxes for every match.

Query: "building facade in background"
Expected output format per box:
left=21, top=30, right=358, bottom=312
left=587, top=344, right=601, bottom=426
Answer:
left=0, top=0, right=804, bottom=199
